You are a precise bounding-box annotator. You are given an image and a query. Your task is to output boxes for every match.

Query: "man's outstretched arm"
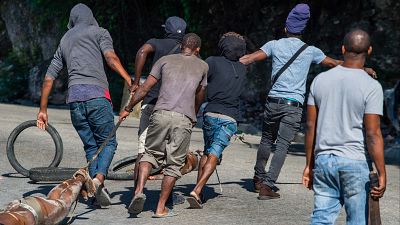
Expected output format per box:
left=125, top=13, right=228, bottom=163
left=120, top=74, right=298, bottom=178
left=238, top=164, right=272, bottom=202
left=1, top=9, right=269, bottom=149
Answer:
left=364, top=114, right=386, bottom=198
left=239, top=50, right=267, bottom=65
left=302, top=104, right=318, bottom=190
left=320, top=56, right=377, bottom=78
left=134, top=44, right=155, bottom=87
left=119, top=75, right=158, bottom=120
left=320, top=56, right=343, bottom=67
left=104, top=50, right=133, bottom=89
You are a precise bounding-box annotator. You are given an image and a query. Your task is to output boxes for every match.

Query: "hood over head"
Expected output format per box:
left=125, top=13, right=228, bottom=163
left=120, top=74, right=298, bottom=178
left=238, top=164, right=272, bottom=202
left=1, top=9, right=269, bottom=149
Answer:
left=67, top=3, right=99, bottom=29
left=218, top=33, right=246, bottom=61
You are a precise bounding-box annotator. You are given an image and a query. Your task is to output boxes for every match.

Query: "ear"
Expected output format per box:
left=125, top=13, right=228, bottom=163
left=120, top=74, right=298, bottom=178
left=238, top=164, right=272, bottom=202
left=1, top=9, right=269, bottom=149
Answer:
left=284, top=27, right=287, bottom=33
left=341, top=45, right=346, bottom=55
left=196, top=47, right=200, bottom=53
left=367, top=46, right=372, bottom=56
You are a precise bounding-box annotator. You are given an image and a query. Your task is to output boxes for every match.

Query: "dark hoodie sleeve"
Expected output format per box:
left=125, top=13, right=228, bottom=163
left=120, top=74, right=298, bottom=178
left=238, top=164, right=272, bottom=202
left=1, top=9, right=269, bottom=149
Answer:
left=46, top=45, right=64, bottom=79
left=205, top=57, right=214, bottom=79
left=98, top=28, right=114, bottom=54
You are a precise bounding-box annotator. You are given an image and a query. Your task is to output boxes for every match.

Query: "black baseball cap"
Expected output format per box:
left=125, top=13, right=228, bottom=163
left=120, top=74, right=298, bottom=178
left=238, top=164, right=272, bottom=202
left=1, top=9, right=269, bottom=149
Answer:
left=162, top=16, right=187, bottom=34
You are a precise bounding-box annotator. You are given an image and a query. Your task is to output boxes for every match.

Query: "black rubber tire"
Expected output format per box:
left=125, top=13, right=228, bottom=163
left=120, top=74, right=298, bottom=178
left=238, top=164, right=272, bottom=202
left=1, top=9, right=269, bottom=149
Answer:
left=107, top=156, right=160, bottom=180
left=29, top=167, right=79, bottom=182
left=6, top=120, right=63, bottom=177
left=107, top=156, right=137, bottom=180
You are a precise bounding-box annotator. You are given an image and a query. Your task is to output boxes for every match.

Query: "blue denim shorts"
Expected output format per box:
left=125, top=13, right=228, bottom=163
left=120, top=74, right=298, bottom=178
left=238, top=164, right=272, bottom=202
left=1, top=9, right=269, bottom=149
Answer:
left=203, top=115, right=237, bottom=159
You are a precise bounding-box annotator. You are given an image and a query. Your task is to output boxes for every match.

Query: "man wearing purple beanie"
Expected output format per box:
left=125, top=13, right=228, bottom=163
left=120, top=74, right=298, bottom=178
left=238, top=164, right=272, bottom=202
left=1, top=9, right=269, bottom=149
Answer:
left=240, top=4, right=376, bottom=200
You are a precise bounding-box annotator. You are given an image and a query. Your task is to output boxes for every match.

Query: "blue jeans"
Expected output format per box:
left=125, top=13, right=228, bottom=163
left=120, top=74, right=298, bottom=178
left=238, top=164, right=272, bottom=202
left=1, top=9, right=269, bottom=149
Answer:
left=69, top=97, right=117, bottom=178
left=311, top=154, right=370, bottom=225
left=203, top=115, right=237, bottom=159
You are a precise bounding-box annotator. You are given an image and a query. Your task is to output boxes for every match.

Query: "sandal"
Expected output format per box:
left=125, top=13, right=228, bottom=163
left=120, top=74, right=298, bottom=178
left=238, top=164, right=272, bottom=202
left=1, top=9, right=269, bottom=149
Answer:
left=95, top=183, right=112, bottom=207
left=187, top=191, right=203, bottom=209
left=127, top=193, right=146, bottom=214
left=152, top=207, right=177, bottom=218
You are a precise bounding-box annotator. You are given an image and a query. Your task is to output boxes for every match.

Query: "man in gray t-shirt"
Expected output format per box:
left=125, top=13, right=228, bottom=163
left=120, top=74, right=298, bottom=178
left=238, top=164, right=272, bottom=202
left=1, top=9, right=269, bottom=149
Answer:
left=150, top=53, right=208, bottom=122
left=120, top=33, right=208, bottom=217
left=302, top=29, right=386, bottom=224
left=308, top=65, right=383, bottom=160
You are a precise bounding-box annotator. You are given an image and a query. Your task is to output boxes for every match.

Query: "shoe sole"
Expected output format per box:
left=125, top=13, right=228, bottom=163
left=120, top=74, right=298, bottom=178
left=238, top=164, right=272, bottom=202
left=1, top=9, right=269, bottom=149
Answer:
left=95, top=184, right=111, bottom=207
left=257, top=195, right=280, bottom=200
left=187, top=196, right=203, bottom=209
left=128, top=194, right=146, bottom=214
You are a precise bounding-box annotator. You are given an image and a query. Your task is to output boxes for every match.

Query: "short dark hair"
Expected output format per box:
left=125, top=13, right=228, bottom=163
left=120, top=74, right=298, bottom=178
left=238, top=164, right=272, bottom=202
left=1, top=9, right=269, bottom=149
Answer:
left=219, top=32, right=245, bottom=42
left=343, top=29, right=371, bottom=56
left=182, top=33, right=201, bottom=50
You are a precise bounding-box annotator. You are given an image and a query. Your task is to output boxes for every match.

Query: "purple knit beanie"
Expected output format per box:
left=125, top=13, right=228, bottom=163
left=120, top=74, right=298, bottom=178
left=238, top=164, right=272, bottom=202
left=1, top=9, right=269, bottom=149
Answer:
left=285, top=4, right=310, bottom=34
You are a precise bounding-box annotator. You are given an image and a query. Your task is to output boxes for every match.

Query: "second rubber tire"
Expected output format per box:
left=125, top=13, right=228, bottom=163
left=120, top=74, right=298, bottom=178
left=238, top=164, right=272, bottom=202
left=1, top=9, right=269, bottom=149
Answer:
left=107, top=156, right=161, bottom=180
left=29, top=167, right=79, bottom=182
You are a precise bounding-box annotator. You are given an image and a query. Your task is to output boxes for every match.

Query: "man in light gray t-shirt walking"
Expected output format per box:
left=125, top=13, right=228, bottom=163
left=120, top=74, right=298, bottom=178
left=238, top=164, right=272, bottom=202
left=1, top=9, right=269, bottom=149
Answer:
left=302, top=29, right=386, bottom=225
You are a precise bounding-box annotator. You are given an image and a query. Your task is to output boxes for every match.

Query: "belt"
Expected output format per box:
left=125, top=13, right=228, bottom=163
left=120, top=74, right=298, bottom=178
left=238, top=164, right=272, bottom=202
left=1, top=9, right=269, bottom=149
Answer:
left=204, top=112, right=237, bottom=124
left=155, top=110, right=194, bottom=123
left=267, top=97, right=302, bottom=107
left=155, top=109, right=187, bottom=118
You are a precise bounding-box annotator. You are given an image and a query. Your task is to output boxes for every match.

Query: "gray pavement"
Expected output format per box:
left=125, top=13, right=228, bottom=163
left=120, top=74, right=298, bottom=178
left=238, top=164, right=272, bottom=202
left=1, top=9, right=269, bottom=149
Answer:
left=0, top=103, right=399, bottom=225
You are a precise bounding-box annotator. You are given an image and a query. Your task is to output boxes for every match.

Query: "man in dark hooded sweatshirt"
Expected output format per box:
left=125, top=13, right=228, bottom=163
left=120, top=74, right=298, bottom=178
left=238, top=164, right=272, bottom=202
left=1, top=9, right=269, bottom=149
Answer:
left=37, top=3, right=132, bottom=207
left=186, top=32, right=247, bottom=209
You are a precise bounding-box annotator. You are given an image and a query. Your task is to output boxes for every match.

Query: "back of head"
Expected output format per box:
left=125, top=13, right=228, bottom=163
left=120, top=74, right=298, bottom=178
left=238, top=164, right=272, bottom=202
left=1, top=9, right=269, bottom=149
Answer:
left=67, top=3, right=98, bottom=29
left=218, top=32, right=246, bottom=61
left=343, top=29, right=371, bottom=58
left=182, top=33, right=201, bottom=50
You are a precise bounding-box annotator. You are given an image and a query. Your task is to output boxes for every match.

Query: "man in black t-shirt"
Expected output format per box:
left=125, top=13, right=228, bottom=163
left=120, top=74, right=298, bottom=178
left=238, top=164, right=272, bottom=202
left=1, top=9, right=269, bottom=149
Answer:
left=187, top=32, right=247, bottom=209
left=131, top=16, right=187, bottom=184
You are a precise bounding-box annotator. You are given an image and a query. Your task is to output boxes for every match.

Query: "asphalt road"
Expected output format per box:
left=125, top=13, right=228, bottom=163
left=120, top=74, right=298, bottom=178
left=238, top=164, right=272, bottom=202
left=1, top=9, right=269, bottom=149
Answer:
left=0, top=103, right=399, bottom=225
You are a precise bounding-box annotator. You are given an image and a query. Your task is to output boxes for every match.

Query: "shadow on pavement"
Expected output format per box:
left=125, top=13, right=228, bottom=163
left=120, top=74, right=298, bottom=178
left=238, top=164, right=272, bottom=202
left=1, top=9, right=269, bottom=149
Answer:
left=64, top=208, right=96, bottom=224
left=174, top=184, right=220, bottom=203
left=203, top=179, right=255, bottom=193
left=109, top=183, right=221, bottom=215
left=1, top=173, right=26, bottom=178
left=204, top=179, right=302, bottom=193
left=276, top=182, right=302, bottom=185
left=111, top=187, right=167, bottom=213
left=22, top=185, right=53, bottom=197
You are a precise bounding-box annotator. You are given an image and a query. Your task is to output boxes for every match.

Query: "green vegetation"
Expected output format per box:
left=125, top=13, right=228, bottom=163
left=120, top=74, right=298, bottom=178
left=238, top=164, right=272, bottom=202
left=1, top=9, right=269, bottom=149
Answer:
left=0, top=0, right=399, bottom=110
left=0, top=52, right=30, bottom=102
